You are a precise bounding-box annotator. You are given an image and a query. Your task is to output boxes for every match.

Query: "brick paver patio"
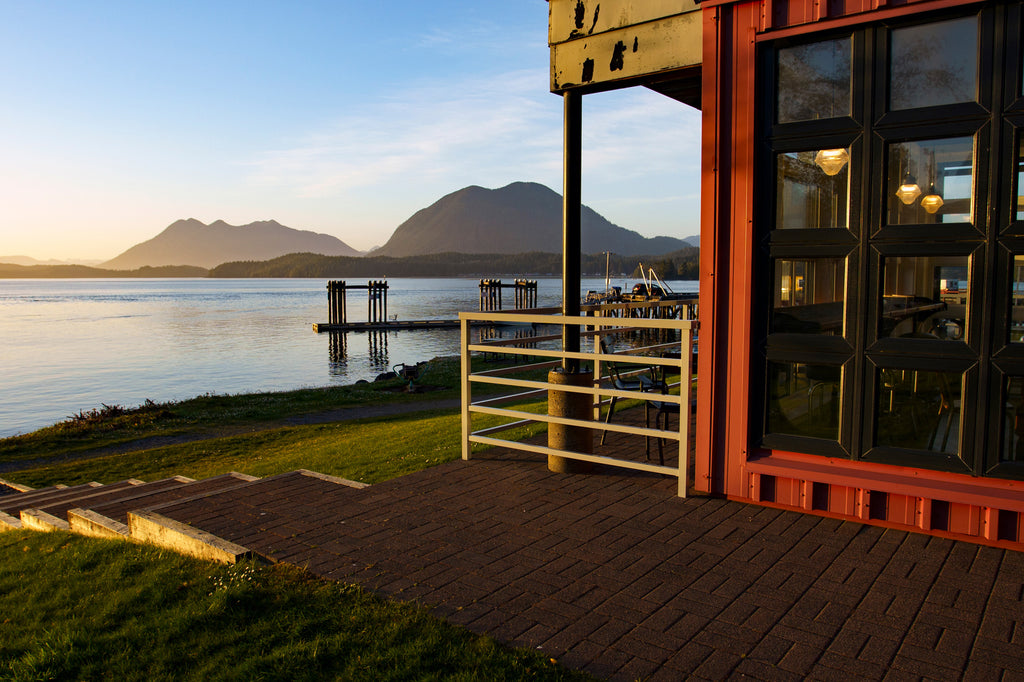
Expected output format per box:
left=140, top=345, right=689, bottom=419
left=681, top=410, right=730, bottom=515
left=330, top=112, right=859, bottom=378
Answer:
left=147, top=426, right=1024, bottom=681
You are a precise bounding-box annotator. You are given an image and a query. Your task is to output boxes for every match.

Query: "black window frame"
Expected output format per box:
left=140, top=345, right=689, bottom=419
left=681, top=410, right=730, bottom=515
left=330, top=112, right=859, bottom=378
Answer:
left=756, top=2, right=1024, bottom=481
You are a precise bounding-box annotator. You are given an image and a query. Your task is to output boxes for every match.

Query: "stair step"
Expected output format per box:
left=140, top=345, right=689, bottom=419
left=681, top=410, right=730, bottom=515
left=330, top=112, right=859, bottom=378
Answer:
left=130, top=470, right=368, bottom=563
left=21, top=508, right=71, bottom=532
left=0, top=477, right=34, bottom=495
left=27, top=477, right=194, bottom=530
left=0, top=482, right=109, bottom=516
left=68, top=473, right=258, bottom=539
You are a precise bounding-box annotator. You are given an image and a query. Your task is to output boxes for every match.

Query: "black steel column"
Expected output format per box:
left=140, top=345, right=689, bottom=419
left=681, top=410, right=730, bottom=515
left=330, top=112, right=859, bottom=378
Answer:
left=562, top=90, right=582, bottom=373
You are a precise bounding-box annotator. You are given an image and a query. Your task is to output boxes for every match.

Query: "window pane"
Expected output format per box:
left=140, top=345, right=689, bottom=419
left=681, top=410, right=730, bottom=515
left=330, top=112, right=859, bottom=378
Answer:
left=1003, top=377, right=1024, bottom=462
left=890, top=16, right=978, bottom=110
left=776, top=150, right=850, bottom=229
left=767, top=361, right=841, bottom=440
left=881, top=256, right=968, bottom=340
left=777, top=38, right=851, bottom=123
left=877, top=368, right=962, bottom=454
left=772, top=258, right=846, bottom=335
left=1017, top=134, right=1024, bottom=221
left=1012, top=256, right=1024, bottom=343
left=888, top=137, right=973, bottom=225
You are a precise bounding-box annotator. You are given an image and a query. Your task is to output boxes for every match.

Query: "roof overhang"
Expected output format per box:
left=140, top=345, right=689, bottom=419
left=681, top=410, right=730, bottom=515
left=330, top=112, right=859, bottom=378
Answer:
left=549, top=0, right=703, bottom=108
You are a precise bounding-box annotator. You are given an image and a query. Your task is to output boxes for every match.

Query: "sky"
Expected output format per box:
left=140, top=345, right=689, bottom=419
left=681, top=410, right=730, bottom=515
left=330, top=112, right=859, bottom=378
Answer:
left=0, top=1, right=702, bottom=262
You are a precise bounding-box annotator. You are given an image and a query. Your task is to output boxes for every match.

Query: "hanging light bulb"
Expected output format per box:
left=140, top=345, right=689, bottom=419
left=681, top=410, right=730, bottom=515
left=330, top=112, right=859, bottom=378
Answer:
left=895, top=172, right=921, bottom=205
left=814, top=148, right=850, bottom=176
left=921, top=184, right=944, bottom=214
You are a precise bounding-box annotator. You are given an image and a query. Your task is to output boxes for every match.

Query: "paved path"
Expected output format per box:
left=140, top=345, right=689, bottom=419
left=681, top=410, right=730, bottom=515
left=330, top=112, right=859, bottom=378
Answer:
left=150, top=445, right=1024, bottom=681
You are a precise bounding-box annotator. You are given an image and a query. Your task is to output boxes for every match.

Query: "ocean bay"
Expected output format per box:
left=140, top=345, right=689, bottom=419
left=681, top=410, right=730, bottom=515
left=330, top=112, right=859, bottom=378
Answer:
left=1, top=277, right=697, bottom=438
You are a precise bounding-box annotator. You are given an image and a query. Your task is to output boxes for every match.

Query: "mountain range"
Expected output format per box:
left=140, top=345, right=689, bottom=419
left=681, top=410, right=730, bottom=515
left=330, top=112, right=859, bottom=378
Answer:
left=88, top=182, right=696, bottom=270
left=373, top=182, right=693, bottom=257
left=101, top=219, right=361, bottom=270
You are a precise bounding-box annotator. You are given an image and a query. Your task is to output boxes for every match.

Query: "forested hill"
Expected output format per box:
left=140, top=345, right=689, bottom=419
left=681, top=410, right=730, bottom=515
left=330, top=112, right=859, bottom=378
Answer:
left=209, top=249, right=700, bottom=279
left=374, top=182, right=694, bottom=258
left=0, top=263, right=209, bottom=278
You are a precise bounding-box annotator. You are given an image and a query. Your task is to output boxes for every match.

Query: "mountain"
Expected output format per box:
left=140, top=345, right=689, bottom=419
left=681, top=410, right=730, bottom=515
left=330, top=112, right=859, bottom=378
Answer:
left=101, top=219, right=361, bottom=270
left=0, top=255, right=104, bottom=266
left=373, top=182, right=691, bottom=258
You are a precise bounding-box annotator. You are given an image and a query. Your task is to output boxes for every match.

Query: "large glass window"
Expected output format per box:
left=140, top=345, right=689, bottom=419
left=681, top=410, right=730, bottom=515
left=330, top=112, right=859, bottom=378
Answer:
left=760, top=8, right=1023, bottom=478
left=777, top=37, right=851, bottom=123
left=776, top=150, right=850, bottom=229
left=876, top=368, right=963, bottom=454
left=1016, top=135, right=1024, bottom=221
left=773, top=258, right=846, bottom=335
left=890, top=16, right=978, bottom=110
left=1013, top=256, right=1024, bottom=342
left=887, top=137, right=974, bottom=225
left=1003, top=376, right=1024, bottom=461
left=768, top=361, right=842, bottom=440
left=880, top=256, right=968, bottom=340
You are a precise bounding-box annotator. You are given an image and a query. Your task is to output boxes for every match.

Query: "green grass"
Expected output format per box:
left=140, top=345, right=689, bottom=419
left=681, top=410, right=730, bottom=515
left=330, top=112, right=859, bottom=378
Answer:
left=4, top=406, right=547, bottom=489
left=0, top=356, right=467, bottom=465
left=0, top=531, right=591, bottom=681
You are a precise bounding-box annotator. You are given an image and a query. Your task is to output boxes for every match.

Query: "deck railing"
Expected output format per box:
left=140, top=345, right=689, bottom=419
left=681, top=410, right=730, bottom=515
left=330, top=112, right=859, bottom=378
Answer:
left=459, top=309, right=698, bottom=497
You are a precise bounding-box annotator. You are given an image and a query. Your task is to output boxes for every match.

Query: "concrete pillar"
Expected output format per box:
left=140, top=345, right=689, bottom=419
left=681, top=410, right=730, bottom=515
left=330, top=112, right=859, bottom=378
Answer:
left=547, top=368, right=594, bottom=474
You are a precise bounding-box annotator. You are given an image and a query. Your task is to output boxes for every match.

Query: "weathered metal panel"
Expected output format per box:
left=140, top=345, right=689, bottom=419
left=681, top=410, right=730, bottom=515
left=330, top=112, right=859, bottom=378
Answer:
left=549, top=0, right=700, bottom=44
left=551, top=10, right=702, bottom=92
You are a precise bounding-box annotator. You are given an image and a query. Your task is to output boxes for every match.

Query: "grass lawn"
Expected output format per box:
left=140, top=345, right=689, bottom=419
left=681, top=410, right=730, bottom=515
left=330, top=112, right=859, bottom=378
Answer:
left=5, top=407, right=546, bottom=489
left=0, top=531, right=590, bottom=681
left=0, top=355, right=583, bottom=681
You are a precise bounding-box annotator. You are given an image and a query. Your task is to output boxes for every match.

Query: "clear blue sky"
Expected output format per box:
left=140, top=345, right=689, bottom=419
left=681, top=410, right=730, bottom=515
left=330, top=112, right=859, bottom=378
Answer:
left=1, top=1, right=701, bottom=261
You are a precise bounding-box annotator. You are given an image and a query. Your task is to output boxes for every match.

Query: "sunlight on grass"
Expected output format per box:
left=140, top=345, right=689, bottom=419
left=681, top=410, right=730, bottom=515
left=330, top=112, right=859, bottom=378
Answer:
left=0, top=531, right=590, bottom=681
left=6, top=404, right=548, bottom=488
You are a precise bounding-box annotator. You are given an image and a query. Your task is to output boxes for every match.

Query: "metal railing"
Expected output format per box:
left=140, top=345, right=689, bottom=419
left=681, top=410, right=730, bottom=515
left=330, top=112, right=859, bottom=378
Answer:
left=459, top=310, right=698, bottom=497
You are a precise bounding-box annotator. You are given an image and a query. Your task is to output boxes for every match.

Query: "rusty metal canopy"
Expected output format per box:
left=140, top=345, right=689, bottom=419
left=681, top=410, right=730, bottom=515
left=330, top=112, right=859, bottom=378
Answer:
left=549, top=0, right=702, bottom=108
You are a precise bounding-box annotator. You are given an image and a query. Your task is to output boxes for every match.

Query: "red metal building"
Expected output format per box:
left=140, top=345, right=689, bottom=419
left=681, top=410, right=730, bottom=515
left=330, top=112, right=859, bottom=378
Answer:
left=547, top=0, right=1024, bottom=549
left=695, top=0, right=1024, bottom=549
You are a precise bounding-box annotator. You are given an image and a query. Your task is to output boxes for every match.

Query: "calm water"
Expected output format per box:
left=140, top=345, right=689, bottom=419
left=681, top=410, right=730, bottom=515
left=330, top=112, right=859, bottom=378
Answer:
left=0, top=277, right=697, bottom=438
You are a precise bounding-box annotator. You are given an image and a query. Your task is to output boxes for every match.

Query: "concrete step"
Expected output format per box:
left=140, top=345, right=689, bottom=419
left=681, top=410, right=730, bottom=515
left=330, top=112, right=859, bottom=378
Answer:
left=18, top=480, right=146, bottom=531
left=1, top=482, right=109, bottom=529
left=0, top=482, right=104, bottom=516
left=129, top=470, right=368, bottom=563
left=23, top=476, right=196, bottom=532
left=69, top=472, right=258, bottom=539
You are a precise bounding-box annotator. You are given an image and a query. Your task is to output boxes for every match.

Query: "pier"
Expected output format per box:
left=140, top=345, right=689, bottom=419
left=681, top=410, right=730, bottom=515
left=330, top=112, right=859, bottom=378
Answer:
left=314, top=279, right=540, bottom=333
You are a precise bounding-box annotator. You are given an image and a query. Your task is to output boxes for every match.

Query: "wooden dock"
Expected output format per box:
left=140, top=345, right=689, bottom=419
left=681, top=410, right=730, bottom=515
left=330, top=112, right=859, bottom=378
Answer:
left=313, top=320, right=463, bottom=333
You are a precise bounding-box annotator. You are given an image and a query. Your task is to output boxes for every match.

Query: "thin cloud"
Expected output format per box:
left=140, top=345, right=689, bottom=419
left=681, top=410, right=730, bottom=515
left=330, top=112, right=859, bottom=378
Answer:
left=246, top=70, right=562, bottom=198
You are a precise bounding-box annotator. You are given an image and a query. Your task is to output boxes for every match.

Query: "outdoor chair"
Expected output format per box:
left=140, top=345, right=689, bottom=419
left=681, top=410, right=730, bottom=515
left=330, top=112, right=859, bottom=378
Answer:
left=644, top=349, right=698, bottom=465
left=599, top=341, right=665, bottom=445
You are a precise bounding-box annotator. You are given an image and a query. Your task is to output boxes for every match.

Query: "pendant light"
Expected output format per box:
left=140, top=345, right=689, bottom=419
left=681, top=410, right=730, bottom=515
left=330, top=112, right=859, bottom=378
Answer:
left=921, top=185, right=944, bottom=214
left=895, top=172, right=922, bottom=205
left=920, top=150, right=943, bottom=214
left=814, top=148, right=850, bottom=176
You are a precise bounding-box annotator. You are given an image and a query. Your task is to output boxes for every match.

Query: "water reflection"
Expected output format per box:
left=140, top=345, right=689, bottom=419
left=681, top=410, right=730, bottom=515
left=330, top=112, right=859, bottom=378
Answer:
left=327, top=332, right=347, bottom=375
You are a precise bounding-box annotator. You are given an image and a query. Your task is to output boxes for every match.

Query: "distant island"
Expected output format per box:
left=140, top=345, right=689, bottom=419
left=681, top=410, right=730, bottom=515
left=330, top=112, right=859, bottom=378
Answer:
left=0, top=250, right=698, bottom=280
left=208, top=249, right=699, bottom=279
left=0, top=264, right=208, bottom=279
left=3, top=181, right=700, bottom=278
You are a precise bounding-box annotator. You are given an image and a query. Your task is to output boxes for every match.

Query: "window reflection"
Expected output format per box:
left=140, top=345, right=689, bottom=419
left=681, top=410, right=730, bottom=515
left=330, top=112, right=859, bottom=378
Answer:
left=1003, top=377, right=1024, bottom=462
left=777, top=37, right=851, bottom=123
left=773, top=258, right=845, bottom=335
left=881, top=256, right=968, bottom=340
left=767, top=361, right=841, bottom=440
left=890, top=16, right=978, bottom=110
left=1012, top=256, right=1024, bottom=343
left=888, top=137, right=973, bottom=224
left=1017, top=135, right=1024, bottom=222
left=877, top=368, right=962, bottom=453
left=777, top=150, right=850, bottom=229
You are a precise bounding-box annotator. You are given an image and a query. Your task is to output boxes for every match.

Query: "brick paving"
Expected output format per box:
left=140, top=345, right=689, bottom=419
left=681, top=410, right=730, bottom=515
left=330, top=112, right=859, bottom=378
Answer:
left=149, top=427, right=1024, bottom=681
